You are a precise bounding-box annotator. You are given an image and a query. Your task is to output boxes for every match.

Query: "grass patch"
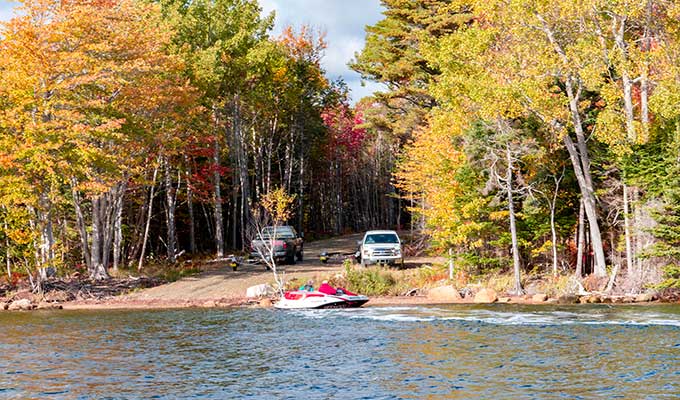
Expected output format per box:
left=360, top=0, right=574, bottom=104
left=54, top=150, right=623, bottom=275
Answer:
left=157, top=264, right=202, bottom=282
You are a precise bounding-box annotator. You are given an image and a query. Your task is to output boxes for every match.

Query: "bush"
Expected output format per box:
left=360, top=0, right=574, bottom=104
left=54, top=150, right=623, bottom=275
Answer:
left=341, top=264, right=398, bottom=296
left=160, top=265, right=201, bottom=282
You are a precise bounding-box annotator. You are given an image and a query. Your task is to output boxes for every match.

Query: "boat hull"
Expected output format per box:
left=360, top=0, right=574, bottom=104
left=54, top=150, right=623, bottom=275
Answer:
left=274, top=291, right=369, bottom=309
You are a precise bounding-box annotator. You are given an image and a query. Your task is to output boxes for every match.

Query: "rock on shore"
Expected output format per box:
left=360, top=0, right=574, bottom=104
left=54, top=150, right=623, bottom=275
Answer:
left=7, top=299, right=34, bottom=311
left=474, top=288, right=498, bottom=303
left=427, top=285, right=462, bottom=302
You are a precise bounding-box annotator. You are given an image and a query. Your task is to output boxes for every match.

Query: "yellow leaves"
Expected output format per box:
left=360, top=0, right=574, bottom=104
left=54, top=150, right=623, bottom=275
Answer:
left=0, top=0, right=198, bottom=204
left=531, top=239, right=553, bottom=257
left=489, top=210, right=508, bottom=221
left=272, top=66, right=288, bottom=83
left=259, top=187, right=296, bottom=224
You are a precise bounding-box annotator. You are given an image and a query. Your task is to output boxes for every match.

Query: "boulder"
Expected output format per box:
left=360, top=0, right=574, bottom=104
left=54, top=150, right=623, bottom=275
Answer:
left=497, top=297, right=512, bottom=303
left=635, top=292, right=657, bottom=303
left=36, top=301, right=63, bottom=310
left=202, top=300, right=217, bottom=308
left=578, top=296, right=589, bottom=304
left=532, top=293, right=548, bottom=302
left=43, top=290, right=72, bottom=303
left=556, top=295, right=579, bottom=305
left=586, top=295, right=602, bottom=304
left=1, top=302, right=8, bottom=310
left=7, top=299, right=34, bottom=311
left=259, top=298, right=272, bottom=308
left=427, top=285, right=462, bottom=302
left=473, top=288, right=498, bottom=303
left=246, top=284, right=274, bottom=298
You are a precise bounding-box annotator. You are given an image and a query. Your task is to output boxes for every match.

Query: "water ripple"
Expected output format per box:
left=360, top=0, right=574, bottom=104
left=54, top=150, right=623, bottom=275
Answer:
left=0, top=304, right=679, bottom=398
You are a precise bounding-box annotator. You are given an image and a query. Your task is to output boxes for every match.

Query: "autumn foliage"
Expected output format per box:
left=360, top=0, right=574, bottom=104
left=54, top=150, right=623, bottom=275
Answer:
left=0, top=0, right=401, bottom=281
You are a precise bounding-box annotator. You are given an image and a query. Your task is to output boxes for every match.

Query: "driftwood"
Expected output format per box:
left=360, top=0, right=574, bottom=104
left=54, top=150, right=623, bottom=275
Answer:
left=39, top=276, right=165, bottom=301
left=402, top=234, right=429, bottom=257
left=0, top=283, right=10, bottom=298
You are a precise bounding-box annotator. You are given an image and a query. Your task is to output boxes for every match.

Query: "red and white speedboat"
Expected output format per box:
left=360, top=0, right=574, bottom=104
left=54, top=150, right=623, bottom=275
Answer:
left=274, top=290, right=369, bottom=309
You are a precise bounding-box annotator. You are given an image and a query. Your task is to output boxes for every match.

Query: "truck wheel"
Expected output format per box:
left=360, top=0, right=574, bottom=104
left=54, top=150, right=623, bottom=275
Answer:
left=296, top=248, right=303, bottom=261
left=286, top=253, right=296, bottom=265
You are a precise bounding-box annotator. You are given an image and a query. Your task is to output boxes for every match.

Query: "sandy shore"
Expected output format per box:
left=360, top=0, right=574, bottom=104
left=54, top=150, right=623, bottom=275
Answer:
left=58, top=293, right=669, bottom=311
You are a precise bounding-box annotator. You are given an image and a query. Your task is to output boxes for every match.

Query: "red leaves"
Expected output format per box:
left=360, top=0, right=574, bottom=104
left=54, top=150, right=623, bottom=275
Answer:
left=322, top=102, right=366, bottom=161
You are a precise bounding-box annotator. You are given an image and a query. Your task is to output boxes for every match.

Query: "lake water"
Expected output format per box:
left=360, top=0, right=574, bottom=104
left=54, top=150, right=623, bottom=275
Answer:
left=1, top=304, right=679, bottom=399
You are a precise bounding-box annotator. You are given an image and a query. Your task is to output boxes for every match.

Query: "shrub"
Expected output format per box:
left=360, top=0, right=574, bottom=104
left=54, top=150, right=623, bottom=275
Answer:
left=342, top=264, right=398, bottom=296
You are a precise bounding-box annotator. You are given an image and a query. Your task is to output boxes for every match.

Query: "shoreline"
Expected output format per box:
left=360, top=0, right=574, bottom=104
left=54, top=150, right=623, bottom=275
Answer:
left=52, top=294, right=675, bottom=311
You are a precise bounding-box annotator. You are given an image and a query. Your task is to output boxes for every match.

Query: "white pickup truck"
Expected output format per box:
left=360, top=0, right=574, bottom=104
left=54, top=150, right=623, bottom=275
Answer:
left=357, top=230, right=404, bottom=268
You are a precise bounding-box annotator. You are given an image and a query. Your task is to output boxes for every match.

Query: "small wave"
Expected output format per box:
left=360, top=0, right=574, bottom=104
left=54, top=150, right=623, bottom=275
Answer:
left=310, top=307, right=680, bottom=327
left=359, top=314, right=435, bottom=323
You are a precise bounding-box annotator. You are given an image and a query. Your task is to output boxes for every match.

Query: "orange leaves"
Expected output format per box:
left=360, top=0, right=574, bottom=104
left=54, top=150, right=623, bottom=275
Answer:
left=279, top=25, right=327, bottom=64
left=0, top=0, right=199, bottom=205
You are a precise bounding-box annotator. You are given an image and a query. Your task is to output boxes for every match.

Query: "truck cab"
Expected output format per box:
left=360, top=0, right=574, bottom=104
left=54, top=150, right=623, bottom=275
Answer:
left=250, top=225, right=304, bottom=265
left=358, top=230, right=403, bottom=268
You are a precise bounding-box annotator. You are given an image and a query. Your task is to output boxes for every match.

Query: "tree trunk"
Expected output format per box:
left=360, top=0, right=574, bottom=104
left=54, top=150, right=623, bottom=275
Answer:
left=138, top=165, right=159, bottom=271
left=623, top=183, right=634, bottom=277
left=506, top=144, right=523, bottom=295
left=112, top=182, right=126, bottom=272
left=90, top=196, right=109, bottom=280
left=563, top=132, right=606, bottom=276
left=232, top=96, right=251, bottom=250
left=550, top=172, right=563, bottom=277
left=633, top=189, right=643, bottom=275
left=537, top=14, right=607, bottom=276
left=231, top=172, right=238, bottom=250
left=186, top=160, right=196, bottom=254
left=101, top=190, right=115, bottom=271
left=283, top=120, right=295, bottom=192
left=576, top=198, right=585, bottom=277
left=37, top=193, right=55, bottom=269
left=71, top=181, right=92, bottom=268
left=213, top=125, right=224, bottom=259
left=164, top=156, right=177, bottom=263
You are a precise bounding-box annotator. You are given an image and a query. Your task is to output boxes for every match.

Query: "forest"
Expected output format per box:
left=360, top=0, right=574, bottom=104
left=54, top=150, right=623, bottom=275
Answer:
left=1, top=0, right=680, bottom=295
left=353, top=0, right=680, bottom=293
left=0, top=0, right=400, bottom=282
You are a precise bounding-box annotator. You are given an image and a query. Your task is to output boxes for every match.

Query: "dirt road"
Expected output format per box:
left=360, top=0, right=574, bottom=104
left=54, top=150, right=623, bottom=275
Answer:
left=121, top=234, right=365, bottom=304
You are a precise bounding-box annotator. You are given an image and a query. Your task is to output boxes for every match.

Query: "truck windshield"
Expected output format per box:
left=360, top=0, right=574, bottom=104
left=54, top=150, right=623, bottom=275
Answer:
left=364, top=233, right=399, bottom=244
left=261, top=227, right=295, bottom=239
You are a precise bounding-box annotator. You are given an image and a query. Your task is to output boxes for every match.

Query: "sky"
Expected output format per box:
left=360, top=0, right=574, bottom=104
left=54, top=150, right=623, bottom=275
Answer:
left=0, top=1, right=15, bottom=20
left=259, top=0, right=385, bottom=102
left=0, top=0, right=385, bottom=102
